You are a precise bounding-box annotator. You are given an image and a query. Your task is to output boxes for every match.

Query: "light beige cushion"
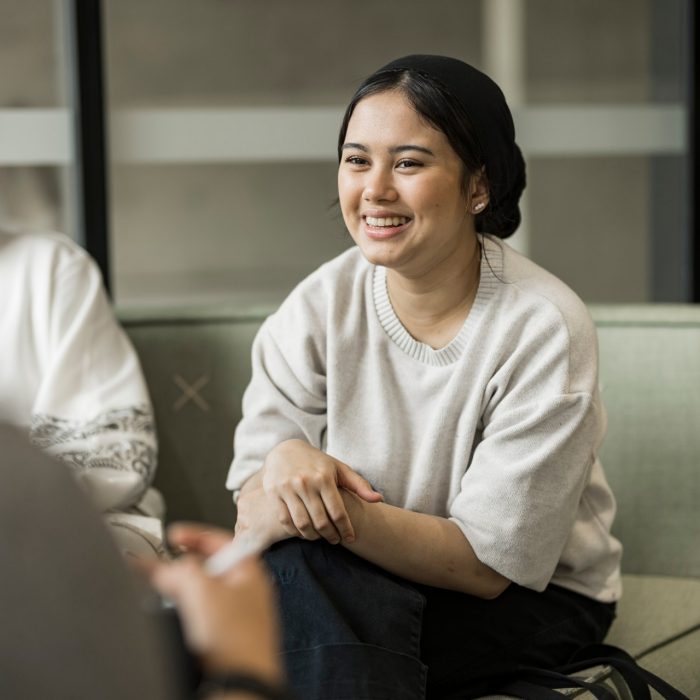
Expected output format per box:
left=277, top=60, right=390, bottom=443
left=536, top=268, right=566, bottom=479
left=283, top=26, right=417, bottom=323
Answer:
left=637, top=627, right=700, bottom=699
left=606, top=574, right=700, bottom=656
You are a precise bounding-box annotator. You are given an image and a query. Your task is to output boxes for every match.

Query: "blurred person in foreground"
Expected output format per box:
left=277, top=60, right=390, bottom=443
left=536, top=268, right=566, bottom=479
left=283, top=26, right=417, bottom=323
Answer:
left=0, top=424, right=291, bottom=700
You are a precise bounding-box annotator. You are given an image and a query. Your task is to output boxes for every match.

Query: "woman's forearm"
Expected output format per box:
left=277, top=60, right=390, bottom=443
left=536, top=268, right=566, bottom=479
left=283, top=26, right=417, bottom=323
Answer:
left=239, top=461, right=509, bottom=598
left=340, top=491, right=510, bottom=599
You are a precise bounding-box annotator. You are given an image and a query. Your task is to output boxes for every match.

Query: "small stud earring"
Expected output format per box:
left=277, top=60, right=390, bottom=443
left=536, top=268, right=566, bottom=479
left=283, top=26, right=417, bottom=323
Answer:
left=473, top=201, right=486, bottom=213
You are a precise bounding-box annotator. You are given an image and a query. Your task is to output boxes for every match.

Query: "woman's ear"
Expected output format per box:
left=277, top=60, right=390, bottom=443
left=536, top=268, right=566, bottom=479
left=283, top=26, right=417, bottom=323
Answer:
left=468, top=168, right=490, bottom=215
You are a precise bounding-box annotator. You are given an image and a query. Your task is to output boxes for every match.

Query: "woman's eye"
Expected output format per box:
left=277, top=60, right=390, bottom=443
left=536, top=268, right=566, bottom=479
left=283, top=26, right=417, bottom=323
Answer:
left=396, top=159, right=421, bottom=169
left=345, top=155, right=368, bottom=166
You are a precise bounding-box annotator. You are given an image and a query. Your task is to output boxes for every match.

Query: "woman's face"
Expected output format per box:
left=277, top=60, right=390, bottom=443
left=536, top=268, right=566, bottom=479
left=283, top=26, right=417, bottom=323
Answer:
left=338, top=89, right=476, bottom=278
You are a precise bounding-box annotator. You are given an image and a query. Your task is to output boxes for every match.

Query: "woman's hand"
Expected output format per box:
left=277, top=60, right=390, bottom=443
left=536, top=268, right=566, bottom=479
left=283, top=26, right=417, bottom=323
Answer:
left=167, top=497, right=294, bottom=568
left=150, top=554, right=283, bottom=685
left=168, top=488, right=296, bottom=561
left=262, top=439, right=383, bottom=545
left=234, top=482, right=297, bottom=550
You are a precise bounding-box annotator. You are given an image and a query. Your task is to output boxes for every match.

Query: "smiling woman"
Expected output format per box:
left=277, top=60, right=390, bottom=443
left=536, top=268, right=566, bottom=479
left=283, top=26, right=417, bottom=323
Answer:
left=223, top=54, right=621, bottom=700
left=337, top=90, right=483, bottom=347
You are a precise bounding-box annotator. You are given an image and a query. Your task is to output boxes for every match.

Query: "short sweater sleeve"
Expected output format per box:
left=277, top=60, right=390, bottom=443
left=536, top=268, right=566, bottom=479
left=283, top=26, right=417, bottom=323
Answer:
left=448, top=299, right=605, bottom=592
left=226, top=293, right=328, bottom=494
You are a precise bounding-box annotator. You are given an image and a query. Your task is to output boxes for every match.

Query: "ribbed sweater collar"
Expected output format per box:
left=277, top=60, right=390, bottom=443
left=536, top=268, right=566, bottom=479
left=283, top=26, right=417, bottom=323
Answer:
left=372, top=235, right=502, bottom=366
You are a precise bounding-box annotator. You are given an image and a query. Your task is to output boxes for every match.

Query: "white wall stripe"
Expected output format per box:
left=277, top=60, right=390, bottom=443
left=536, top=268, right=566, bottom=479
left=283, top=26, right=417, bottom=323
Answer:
left=0, top=105, right=686, bottom=166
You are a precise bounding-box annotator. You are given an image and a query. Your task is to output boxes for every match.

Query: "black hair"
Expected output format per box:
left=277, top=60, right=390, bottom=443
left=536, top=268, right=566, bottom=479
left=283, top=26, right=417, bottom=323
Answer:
left=337, top=69, right=524, bottom=239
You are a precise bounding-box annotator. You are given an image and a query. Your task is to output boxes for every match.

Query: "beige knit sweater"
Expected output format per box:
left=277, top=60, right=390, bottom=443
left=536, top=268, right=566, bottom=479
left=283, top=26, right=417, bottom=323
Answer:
left=228, top=235, right=622, bottom=603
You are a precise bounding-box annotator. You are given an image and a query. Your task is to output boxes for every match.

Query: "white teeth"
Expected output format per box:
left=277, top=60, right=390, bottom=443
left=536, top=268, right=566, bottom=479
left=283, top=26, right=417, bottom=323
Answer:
left=366, top=216, right=408, bottom=227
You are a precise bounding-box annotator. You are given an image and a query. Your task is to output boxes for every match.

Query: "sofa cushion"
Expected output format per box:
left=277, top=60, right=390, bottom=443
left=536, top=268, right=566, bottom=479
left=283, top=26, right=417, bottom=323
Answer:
left=636, top=626, right=700, bottom=699
left=605, top=574, right=700, bottom=657
left=478, top=573, right=700, bottom=699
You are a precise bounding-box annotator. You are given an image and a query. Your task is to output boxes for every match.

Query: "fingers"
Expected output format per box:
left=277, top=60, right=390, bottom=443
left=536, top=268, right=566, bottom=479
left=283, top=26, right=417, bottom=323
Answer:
left=277, top=486, right=351, bottom=545
left=301, top=487, right=345, bottom=544
left=153, top=554, right=282, bottom=680
left=262, top=441, right=373, bottom=545
left=319, top=484, right=355, bottom=542
left=149, top=554, right=200, bottom=603
left=274, top=499, right=303, bottom=538
left=150, top=552, right=264, bottom=599
left=280, top=491, right=323, bottom=541
left=167, top=522, right=233, bottom=556
left=336, top=461, right=383, bottom=502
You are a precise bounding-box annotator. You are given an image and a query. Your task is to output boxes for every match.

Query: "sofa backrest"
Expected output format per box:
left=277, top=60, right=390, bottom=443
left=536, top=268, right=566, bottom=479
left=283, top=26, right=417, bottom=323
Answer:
left=121, top=306, right=264, bottom=529
left=120, top=304, right=700, bottom=577
left=590, top=305, right=700, bottom=578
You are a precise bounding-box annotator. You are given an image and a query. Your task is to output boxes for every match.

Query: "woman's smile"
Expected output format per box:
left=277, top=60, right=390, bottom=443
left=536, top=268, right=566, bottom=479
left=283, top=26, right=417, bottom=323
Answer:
left=363, top=211, right=413, bottom=239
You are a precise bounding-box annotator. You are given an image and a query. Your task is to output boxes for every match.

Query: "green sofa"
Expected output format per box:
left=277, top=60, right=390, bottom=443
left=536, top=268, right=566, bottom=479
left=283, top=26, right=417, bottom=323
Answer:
left=120, top=303, right=700, bottom=698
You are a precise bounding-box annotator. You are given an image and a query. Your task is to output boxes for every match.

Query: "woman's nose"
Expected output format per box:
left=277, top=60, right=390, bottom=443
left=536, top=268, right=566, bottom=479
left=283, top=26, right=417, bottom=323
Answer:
left=363, top=168, right=397, bottom=202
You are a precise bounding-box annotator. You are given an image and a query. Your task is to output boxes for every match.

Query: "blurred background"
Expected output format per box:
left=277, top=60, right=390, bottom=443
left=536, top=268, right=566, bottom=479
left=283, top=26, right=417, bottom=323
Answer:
left=0, top=0, right=694, bottom=309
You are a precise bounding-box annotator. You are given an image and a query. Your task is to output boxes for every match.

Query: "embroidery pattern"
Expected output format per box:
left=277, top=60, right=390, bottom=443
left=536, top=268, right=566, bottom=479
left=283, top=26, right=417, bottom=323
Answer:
left=29, top=405, right=156, bottom=479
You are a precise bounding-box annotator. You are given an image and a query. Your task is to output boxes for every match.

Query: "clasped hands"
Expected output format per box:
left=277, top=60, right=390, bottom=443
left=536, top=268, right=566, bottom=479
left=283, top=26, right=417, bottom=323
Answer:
left=141, top=442, right=381, bottom=680
left=137, top=441, right=380, bottom=685
left=236, top=439, right=383, bottom=550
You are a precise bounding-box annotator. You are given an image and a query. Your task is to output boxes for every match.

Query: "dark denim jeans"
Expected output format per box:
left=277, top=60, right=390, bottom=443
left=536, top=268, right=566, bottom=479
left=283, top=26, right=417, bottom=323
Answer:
left=264, top=539, right=615, bottom=700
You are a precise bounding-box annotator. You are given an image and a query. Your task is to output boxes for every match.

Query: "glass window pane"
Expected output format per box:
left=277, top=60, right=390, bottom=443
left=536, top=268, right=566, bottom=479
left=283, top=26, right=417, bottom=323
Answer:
left=106, top=0, right=487, bottom=306
left=105, top=0, right=483, bottom=108
left=0, top=166, right=65, bottom=232
left=111, top=162, right=350, bottom=305
left=104, top=0, right=691, bottom=306
left=0, top=0, right=64, bottom=108
left=526, top=0, right=651, bottom=103
left=0, top=0, right=73, bottom=237
left=528, top=157, right=650, bottom=302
